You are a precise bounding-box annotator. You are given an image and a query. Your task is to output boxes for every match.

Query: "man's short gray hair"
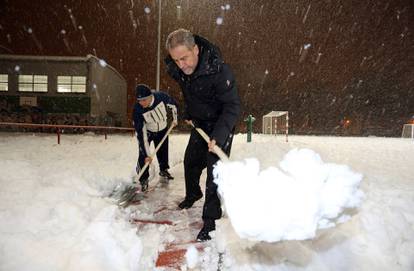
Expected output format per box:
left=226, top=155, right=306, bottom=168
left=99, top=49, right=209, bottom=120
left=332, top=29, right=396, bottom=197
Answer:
left=165, top=28, right=195, bottom=51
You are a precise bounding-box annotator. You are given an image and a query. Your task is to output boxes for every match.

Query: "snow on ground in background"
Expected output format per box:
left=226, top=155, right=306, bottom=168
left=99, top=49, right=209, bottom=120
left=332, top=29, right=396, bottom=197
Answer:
left=214, top=147, right=364, bottom=242
left=0, top=132, right=413, bottom=271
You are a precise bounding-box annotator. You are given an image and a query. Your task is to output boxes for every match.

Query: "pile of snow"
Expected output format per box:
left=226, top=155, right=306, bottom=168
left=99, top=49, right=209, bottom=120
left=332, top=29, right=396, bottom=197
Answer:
left=214, top=148, right=364, bottom=242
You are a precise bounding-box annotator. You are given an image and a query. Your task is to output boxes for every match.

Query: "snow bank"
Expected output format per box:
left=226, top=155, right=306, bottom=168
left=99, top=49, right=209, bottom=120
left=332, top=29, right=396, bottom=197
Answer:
left=214, top=148, right=364, bottom=242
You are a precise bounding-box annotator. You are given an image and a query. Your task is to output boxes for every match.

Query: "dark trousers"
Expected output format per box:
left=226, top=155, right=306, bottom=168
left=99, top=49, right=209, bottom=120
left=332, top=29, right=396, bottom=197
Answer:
left=136, top=128, right=169, bottom=181
left=183, top=128, right=234, bottom=221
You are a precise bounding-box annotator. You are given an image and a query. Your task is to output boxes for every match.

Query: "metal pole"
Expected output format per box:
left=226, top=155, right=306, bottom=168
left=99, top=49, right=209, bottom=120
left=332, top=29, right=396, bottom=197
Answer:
left=262, top=116, right=264, bottom=134
left=411, top=124, right=413, bottom=140
left=57, top=128, right=61, bottom=144
left=286, top=112, right=289, bottom=142
left=156, top=0, right=162, bottom=91
left=275, top=117, right=277, bottom=136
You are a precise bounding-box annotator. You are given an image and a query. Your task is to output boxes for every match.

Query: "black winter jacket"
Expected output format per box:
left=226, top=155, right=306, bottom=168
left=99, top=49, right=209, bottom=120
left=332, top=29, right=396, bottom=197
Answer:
left=165, top=35, right=241, bottom=146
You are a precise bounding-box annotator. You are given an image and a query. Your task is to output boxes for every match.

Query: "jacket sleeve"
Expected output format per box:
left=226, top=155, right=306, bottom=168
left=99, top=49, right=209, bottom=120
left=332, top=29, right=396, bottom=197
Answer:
left=211, top=64, right=241, bottom=146
left=132, top=105, right=149, bottom=157
left=178, top=82, right=191, bottom=121
left=182, top=102, right=190, bottom=121
left=159, top=92, right=178, bottom=122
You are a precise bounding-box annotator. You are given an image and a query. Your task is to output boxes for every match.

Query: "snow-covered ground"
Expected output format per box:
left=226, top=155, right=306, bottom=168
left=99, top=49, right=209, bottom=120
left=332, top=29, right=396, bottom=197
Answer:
left=0, top=132, right=413, bottom=270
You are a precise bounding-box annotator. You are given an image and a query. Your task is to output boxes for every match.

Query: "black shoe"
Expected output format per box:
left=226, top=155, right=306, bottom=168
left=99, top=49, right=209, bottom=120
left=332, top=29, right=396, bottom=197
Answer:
left=140, top=179, right=149, bottom=192
left=196, top=228, right=211, bottom=241
left=197, top=219, right=216, bottom=242
left=159, top=170, right=174, bottom=180
left=178, top=194, right=202, bottom=209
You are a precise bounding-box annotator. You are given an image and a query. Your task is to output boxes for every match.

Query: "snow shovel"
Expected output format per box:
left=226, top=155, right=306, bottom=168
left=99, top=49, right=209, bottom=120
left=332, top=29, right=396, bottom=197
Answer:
left=117, top=124, right=176, bottom=207
left=190, top=122, right=229, bottom=162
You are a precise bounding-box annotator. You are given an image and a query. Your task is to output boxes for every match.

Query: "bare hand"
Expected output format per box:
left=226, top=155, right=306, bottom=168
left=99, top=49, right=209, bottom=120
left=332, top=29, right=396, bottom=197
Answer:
left=208, top=139, right=217, bottom=153
left=172, top=120, right=178, bottom=127
left=185, top=120, right=194, bottom=127
left=145, top=157, right=152, bottom=164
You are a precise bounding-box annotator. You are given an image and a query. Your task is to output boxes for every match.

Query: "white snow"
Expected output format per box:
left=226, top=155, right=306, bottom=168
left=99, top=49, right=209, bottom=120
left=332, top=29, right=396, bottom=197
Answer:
left=214, top=148, right=364, bottom=242
left=0, top=132, right=413, bottom=270
left=98, top=59, right=107, bottom=67
left=185, top=245, right=199, bottom=268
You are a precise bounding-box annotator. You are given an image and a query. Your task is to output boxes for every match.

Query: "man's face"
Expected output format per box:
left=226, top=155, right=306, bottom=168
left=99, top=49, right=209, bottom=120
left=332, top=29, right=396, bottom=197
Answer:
left=169, top=44, right=199, bottom=75
left=138, top=96, right=153, bottom=108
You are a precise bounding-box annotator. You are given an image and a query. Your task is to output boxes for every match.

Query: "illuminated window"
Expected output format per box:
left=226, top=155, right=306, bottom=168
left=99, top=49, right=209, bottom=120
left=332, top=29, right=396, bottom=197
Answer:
left=0, top=74, right=8, bottom=91
left=57, top=76, right=86, bottom=93
left=18, top=75, right=48, bottom=92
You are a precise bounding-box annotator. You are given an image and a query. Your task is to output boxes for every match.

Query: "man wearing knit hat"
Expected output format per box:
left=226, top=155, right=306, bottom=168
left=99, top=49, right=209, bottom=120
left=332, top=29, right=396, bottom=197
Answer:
left=133, top=84, right=178, bottom=191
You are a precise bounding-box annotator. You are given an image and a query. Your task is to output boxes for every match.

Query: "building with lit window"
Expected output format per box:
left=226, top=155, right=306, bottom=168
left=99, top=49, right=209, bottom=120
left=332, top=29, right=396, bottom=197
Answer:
left=0, top=54, right=127, bottom=127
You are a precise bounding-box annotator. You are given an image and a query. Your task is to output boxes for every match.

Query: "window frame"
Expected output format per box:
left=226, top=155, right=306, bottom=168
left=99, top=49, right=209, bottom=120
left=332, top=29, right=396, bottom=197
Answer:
left=0, top=74, right=8, bottom=92
left=18, top=74, right=48, bottom=93
left=57, top=75, right=87, bottom=93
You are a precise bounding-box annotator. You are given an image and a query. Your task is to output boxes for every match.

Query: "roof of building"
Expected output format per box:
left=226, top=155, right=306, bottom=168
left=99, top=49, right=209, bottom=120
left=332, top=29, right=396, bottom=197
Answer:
left=0, top=54, right=126, bottom=82
left=0, top=54, right=90, bottom=62
left=263, top=111, right=288, bottom=117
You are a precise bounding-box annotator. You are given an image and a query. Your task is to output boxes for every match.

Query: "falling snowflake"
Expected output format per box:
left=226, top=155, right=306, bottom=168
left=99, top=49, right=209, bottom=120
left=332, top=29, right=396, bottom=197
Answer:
left=99, top=59, right=107, bottom=67
left=216, top=17, right=223, bottom=25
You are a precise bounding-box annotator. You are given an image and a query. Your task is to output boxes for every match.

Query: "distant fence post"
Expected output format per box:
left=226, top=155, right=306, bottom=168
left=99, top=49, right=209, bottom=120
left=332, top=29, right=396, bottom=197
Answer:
left=57, top=128, right=61, bottom=144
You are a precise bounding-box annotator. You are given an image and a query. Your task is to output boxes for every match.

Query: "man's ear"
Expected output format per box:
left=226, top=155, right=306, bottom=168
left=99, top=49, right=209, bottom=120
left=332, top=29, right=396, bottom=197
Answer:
left=194, top=44, right=199, bottom=56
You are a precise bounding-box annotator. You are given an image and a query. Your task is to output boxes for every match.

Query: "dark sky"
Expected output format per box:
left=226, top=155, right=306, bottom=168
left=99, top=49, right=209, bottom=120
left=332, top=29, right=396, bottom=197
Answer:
left=1, top=0, right=413, bottom=135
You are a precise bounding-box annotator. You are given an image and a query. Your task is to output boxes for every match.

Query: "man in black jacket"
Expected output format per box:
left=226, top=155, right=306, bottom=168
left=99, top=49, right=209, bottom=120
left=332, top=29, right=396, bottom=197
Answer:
left=165, top=29, right=241, bottom=241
